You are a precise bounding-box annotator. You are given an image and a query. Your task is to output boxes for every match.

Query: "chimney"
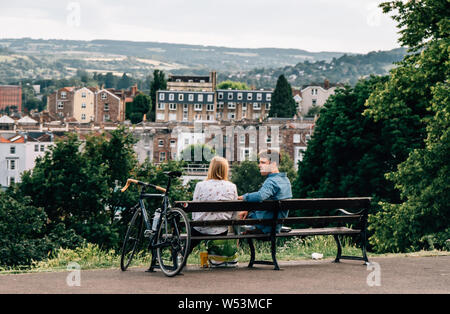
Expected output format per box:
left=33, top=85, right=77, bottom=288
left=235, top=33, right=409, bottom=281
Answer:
left=131, top=84, right=138, bottom=96
left=324, top=79, right=330, bottom=89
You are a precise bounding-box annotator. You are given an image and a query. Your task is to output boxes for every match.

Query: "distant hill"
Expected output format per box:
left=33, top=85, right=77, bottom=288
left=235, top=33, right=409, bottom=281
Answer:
left=0, top=38, right=406, bottom=87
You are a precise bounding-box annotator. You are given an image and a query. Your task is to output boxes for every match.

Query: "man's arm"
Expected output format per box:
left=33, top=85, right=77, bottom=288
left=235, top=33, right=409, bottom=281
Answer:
left=243, top=179, right=278, bottom=202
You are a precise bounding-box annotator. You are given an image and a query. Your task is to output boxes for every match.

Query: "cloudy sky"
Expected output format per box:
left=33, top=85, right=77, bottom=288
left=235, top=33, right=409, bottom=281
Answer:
left=0, top=0, right=401, bottom=53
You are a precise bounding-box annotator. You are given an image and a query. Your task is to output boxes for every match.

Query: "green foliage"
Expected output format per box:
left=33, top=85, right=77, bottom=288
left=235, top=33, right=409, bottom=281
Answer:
left=149, top=70, right=167, bottom=121
left=179, top=144, right=216, bottom=164
left=292, top=76, right=399, bottom=204
left=217, top=80, right=250, bottom=90
left=269, top=75, right=297, bottom=118
left=125, top=93, right=151, bottom=124
left=231, top=160, right=264, bottom=195
left=117, top=72, right=133, bottom=90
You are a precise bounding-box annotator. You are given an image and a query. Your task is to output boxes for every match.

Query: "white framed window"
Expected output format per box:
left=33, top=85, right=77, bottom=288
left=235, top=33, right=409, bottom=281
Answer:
left=178, top=94, right=184, bottom=101
left=312, top=88, right=318, bottom=95
left=104, top=103, right=109, bottom=111
left=242, top=103, right=247, bottom=110
left=40, top=145, right=44, bottom=152
left=61, top=91, right=67, bottom=99
left=240, top=135, right=245, bottom=144
left=10, top=146, right=15, bottom=154
left=293, top=134, right=301, bottom=143
left=237, top=93, right=243, bottom=100
left=159, top=152, right=166, bottom=162
left=218, top=92, right=224, bottom=100
left=169, top=103, right=177, bottom=110
left=158, top=139, right=164, bottom=147
left=198, top=94, right=203, bottom=102
left=266, top=136, right=271, bottom=143
left=217, top=102, right=224, bottom=109
left=34, top=144, right=39, bottom=152
left=170, top=139, right=176, bottom=147
left=265, top=103, right=270, bottom=110
left=228, top=102, right=236, bottom=109
left=266, top=94, right=272, bottom=101
left=250, top=135, right=256, bottom=144
left=82, top=103, right=86, bottom=109
left=156, top=113, right=165, bottom=120
left=228, top=93, right=233, bottom=100
left=253, top=102, right=261, bottom=110
left=82, top=92, right=86, bottom=98
left=257, top=93, right=262, bottom=101
left=227, top=112, right=235, bottom=119
left=157, top=103, right=165, bottom=110
left=188, top=94, right=194, bottom=102
left=159, top=93, right=165, bottom=101
left=104, top=114, right=110, bottom=121
left=312, top=99, right=317, bottom=106
left=101, top=93, right=107, bottom=99
left=169, top=113, right=177, bottom=121
left=207, top=104, right=214, bottom=111
left=169, top=93, right=175, bottom=101
left=9, top=159, right=15, bottom=170
left=247, top=93, right=253, bottom=101
left=9, top=177, right=15, bottom=185
left=194, top=104, right=202, bottom=111
left=58, top=102, right=64, bottom=110
left=207, top=94, right=213, bottom=102
left=183, top=103, right=188, bottom=112
left=81, top=114, right=86, bottom=120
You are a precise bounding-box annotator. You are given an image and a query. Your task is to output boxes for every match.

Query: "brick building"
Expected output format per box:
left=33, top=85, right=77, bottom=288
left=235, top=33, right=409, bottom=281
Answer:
left=0, top=85, right=22, bottom=112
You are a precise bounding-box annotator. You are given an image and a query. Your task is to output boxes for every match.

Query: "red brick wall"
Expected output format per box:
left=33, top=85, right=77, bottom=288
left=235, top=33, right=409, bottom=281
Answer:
left=0, top=86, right=22, bottom=112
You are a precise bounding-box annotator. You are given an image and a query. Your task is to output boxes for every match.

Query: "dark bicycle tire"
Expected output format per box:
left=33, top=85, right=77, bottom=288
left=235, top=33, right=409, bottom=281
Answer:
left=156, top=207, right=191, bottom=277
left=120, top=208, right=144, bottom=271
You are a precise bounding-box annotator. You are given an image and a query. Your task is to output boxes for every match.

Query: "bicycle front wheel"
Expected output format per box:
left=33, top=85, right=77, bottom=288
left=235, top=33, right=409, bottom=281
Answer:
left=156, top=208, right=191, bottom=277
left=120, top=208, right=144, bottom=271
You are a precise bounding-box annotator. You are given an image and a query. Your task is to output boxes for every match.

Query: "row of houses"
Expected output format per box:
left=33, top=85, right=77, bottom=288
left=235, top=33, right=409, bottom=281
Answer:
left=46, top=85, right=139, bottom=123
left=0, top=118, right=314, bottom=188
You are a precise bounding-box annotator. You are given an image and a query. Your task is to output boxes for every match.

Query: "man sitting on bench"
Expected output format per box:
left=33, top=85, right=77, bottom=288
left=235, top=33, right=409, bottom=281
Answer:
left=237, top=149, right=293, bottom=234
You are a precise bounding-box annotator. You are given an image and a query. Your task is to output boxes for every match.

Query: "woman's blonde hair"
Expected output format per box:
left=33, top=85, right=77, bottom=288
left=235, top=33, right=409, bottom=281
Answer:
left=207, top=156, right=229, bottom=181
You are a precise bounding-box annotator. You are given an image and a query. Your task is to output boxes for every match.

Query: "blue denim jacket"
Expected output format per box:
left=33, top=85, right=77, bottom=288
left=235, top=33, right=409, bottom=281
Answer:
left=243, top=173, right=292, bottom=233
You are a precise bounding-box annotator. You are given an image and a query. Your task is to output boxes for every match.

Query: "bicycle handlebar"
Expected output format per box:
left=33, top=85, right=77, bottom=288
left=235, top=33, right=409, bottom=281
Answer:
left=120, top=178, right=167, bottom=193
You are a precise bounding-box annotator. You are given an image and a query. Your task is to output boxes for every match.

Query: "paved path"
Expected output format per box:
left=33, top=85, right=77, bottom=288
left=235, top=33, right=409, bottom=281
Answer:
left=1, top=256, right=449, bottom=294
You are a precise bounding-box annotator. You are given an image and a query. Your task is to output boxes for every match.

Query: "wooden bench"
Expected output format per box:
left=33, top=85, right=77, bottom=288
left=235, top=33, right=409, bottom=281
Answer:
left=175, top=197, right=371, bottom=270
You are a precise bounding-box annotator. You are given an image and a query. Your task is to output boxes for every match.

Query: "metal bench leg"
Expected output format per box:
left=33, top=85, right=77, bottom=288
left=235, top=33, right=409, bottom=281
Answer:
left=247, top=239, right=255, bottom=268
left=271, top=237, right=280, bottom=270
left=334, top=235, right=342, bottom=263
left=361, top=231, right=369, bottom=264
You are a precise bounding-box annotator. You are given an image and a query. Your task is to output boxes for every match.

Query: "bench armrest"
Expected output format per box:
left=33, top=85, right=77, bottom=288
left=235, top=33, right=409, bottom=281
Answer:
left=335, top=208, right=365, bottom=216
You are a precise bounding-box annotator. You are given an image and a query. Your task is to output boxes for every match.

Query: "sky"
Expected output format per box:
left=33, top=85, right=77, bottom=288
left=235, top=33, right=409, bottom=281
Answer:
left=0, top=0, right=401, bottom=53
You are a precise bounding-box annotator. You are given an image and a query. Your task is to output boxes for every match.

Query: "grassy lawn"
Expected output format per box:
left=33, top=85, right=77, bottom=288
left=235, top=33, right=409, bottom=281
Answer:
left=1, top=236, right=448, bottom=274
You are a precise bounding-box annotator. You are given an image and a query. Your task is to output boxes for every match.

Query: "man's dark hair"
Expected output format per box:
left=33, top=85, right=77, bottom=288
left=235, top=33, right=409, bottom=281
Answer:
left=258, top=149, right=281, bottom=166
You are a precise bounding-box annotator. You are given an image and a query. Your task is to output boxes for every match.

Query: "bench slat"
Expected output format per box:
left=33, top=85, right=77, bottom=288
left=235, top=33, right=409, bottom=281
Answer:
left=189, top=215, right=361, bottom=227
left=175, top=197, right=371, bottom=212
left=183, top=227, right=361, bottom=241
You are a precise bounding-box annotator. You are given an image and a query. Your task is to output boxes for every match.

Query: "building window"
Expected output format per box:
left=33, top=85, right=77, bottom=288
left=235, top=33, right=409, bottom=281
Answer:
left=104, top=103, right=109, bottom=111
left=183, top=104, right=189, bottom=112
left=35, top=144, right=39, bottom=152
left=169, top=103, right=177, bottom=110
left=240, top=135, right=245, bottom=144
left=227, top=112, right=235, bottom=119
left=194, top=104, right=202, bottom=111
left=183, top=112, right=188, bottom=121
left=58, top=102, right=64, bottom=110
left=159, top=93, right=165, bottom=101
left=228, top=102, right=236, bottom=109
left=312, top=88, right=318, bottom=95
left=9, top=160, right=15, bottom=170
left=250, top=135, right=256, bottom=144
left=82, top=92, right=86, bottom=98
left=40, top=145, right=44, bottom=152
left=104, top=114, right=110, bottom=121
left=198, top=94, right=203, bottom=102
left=237, top=93, right=243, bottom=100
left=170, top=139, right=176, bottom=147
left=217, top=102, right=224, bottom=109
left=158, top=139, right=164, bottom=147
left=228, top=93, right=233, bottom=100
left=178, top=94, right=184, bottom=101
left=101, top=93, right=107, bottom=99
left=293, top=134, right=301, bottom=143
left=242, top=103, right=247, bottom=110
left=169, top=94, right=174, bottom=101
left=265, top=103, right=270, bottom=110
left=257, top=93, right=262, bottom=101
left=184, top=138, right=189, bottom=145
left=253, top=102, right=261, bottom=110
left=207, top=95, right=213, bottom=102
left=207, top=104, right=214, bottom=111
left=266, top=136, right=271, bottom=143
left=218, top=92, right=224, bottom=100
left=10, top=146, right=15, bottom=154
left=312, top=99, right=317, bottom=106
left=82, top=103, right=86, bottom=109
left=169, top=113, right=177, bottom=121
left=188, top=94, right=194, bottom=102
left=10, top=177, right=15, bottom=185
left=266, top=94, right=272, bottom=101
left=247, top=93, right=253, bottom=101
left=157, top=103, right=165, bottom=110
left=253, top=113, right=261, bottom=120
left=61, top=91, right=67, bottom=99
left=159, top=152, right=166, bottom=162
left=156, top=113, right=165, bottom=120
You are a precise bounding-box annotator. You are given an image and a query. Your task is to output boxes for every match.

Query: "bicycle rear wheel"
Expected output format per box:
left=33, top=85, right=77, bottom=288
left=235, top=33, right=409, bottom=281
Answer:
left=120, top=208, right=144, bottom=271
left=156, top=208, right=191, bottom=277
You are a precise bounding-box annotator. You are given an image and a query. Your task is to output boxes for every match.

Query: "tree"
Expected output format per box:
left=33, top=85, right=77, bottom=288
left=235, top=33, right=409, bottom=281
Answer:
left=217, top=80, right=250, bottom=90
left=149, top=70, right=167, bottom=121
left=363, top=0, right=450, bottom=252
left=117, top=73, right=133, bottom=90
left=104, top=72, right=117, bottom=89
left=231, top=161, right=264, bottom=196
left=180, top=144, right=216, bottom=164
left=269, top=75, right=297, bottom=118
left=125, top=94, right=151, bottom=124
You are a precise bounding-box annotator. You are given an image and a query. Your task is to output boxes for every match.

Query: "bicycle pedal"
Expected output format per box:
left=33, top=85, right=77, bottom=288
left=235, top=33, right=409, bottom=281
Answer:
left=144, top=230, right=154, bottom=238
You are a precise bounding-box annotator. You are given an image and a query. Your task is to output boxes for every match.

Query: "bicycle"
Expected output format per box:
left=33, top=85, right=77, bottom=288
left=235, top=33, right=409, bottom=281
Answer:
left=119, top=171, right=191, bottom=277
